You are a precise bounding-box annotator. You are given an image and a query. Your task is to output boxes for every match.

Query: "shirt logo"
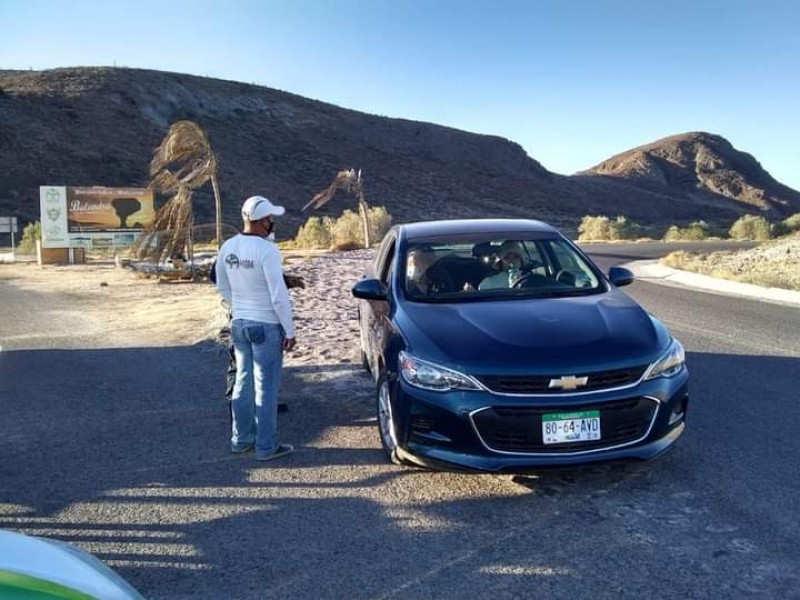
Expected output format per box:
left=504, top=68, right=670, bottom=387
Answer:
left=225, top=253, right=255, bottom=269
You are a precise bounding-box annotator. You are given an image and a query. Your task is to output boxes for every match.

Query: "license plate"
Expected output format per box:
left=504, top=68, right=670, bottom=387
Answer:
left=542, top=410, right=601, bottom=444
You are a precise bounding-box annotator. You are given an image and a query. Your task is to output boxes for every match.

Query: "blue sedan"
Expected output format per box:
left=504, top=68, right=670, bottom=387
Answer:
left=352, top=219, right=688, bottom=472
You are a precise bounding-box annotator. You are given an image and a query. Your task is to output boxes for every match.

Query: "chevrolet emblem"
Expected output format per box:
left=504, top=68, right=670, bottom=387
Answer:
left=548, top=375, right=589, bottom=390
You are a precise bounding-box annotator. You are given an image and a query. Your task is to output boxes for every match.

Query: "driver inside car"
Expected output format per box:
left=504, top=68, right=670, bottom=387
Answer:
left=478, top=240, right=526, bottom=290
left=406, top=246, right=454, bottom=296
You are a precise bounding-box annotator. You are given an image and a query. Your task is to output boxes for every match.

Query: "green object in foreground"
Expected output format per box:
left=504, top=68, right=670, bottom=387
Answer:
left=0, top=570, right=95, bottom=600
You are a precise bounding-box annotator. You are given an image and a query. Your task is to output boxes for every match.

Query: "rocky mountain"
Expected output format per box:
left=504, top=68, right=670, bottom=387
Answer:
left=581, top=132, right=800, bottom=218
left=1, top=67, right=797, bottom=239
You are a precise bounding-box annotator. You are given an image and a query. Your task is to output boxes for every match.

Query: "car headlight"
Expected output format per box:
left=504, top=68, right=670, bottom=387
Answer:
left=399, top=351, right=481, bottom=392
left=644, top=340, right=686, bottom=380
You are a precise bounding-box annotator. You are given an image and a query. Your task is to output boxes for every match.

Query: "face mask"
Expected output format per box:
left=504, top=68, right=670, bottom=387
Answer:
left=407, top=264, right=419, bottom=279
left=261, top=218, right=275, bottom=240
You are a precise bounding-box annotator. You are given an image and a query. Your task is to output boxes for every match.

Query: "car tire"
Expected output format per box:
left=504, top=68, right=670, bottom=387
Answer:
left=376, top=372, right=404, bottom=465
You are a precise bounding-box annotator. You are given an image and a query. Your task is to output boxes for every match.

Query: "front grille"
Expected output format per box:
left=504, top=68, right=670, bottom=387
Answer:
left=472, top=397, right=657, bottom=453
left=477, top=365, right=648, bottom=394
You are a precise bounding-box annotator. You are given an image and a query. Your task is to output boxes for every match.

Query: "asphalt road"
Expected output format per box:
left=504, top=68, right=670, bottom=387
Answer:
left=1, top=242, right=798, bottom=600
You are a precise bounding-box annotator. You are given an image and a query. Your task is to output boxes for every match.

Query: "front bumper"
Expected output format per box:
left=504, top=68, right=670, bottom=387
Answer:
left=390, top=369, right=689, bottom=473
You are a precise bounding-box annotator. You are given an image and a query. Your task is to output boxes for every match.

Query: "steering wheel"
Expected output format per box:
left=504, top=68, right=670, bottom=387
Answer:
left=511, top=272, right=540, bottom=289
left=555, top=270, right=577, bottom=286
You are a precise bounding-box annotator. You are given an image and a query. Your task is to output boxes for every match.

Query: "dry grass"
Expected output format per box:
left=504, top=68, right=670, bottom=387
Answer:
left=662, top=233, right=800, bottom=291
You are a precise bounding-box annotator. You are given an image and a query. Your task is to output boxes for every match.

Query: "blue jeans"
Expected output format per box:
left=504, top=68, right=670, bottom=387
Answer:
left=230, top=319, right=285, bottom=458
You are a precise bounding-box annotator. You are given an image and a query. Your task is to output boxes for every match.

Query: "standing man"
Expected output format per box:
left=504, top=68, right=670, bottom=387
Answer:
left=215, top=195, right=296, bottom=461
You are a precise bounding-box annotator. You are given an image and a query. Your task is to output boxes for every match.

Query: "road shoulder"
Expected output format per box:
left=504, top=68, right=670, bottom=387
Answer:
left=625, top=259, right=800, bottom=307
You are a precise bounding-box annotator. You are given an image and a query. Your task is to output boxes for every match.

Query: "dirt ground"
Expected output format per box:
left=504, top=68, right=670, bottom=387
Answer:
left=0, top=260, right=228, bottom=347
left=0, top=250, right=374, bottom=363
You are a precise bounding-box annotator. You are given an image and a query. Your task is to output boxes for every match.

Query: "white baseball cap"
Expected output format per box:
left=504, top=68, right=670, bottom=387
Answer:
left=241, top=195, right=285, bottom=221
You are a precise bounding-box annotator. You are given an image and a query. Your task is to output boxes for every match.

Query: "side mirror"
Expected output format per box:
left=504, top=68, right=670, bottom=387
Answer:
left=608, top=266, right=634, bottom=287
left=352, top=278, right=388, bottom=301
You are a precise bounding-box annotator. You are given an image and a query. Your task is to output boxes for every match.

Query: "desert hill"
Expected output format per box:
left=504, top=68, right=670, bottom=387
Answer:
left=1, top=67, right=797, bottom=239
left=581, top=132, right=800, bottom=217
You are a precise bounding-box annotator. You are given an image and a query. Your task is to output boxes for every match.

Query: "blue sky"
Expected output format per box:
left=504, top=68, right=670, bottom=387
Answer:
left=2, top=0, right=798, bottom=189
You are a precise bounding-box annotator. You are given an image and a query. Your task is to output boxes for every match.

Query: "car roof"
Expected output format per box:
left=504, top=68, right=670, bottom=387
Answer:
left=398, top=218, right=560, bottom=241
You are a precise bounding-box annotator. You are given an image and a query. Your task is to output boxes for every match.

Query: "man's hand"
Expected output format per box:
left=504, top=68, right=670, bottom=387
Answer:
left=283, top=337, right=296, bottom=352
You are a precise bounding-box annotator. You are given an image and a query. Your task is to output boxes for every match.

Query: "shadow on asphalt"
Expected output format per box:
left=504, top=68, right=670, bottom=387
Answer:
left=0, top=345, right=385, bottom=513
left=1, top=345, right=798, bottom=598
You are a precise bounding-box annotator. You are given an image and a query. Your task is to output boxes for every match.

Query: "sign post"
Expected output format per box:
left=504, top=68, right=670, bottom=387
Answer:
left=0, top=216, right=18, bottom=258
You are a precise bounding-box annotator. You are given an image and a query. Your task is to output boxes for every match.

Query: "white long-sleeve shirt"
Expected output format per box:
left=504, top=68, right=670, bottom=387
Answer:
left=215, top=234, right=295, bottom=338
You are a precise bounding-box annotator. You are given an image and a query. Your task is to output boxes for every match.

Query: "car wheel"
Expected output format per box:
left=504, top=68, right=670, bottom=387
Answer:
left=376, top=373, right=403, bottom=465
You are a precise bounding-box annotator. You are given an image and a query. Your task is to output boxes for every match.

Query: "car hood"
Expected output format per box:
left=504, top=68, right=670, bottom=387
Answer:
left=396, top=290, right=670, bottom=374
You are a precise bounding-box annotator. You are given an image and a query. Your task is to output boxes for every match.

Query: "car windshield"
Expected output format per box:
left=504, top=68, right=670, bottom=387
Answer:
left=402, top=235, right=604, bottom=302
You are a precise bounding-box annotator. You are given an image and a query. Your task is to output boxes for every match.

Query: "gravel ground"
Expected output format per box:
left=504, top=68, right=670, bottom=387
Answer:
left=661, top=233, right=800, bottom=291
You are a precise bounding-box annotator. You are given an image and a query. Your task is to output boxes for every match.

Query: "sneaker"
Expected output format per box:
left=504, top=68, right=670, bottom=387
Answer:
left=231, top=443, right=254, bottom=454
left=277, top=403, right=289, bottom=413
left=256, top=444, right=294, bottom=462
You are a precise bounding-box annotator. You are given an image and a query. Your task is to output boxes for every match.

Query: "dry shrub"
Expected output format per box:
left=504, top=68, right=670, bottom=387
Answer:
left=578, top=216, right=612, bottom=241
left=662, top=240, right=800, bottom=291
left=729, top=214, right=771, bottom=241
left=737, top=271, right=790, bottom=289
left=294, top=206, right=392, bottom=250
left=661, top=250, right=696, bottom=269
left=772, top=213, right=800, bottom=237
left=367, top=206, right=392, bottom=241
left=612, top=215, right=643, bottom=239
left=662, top=251, right=735, bottom=279
left=663, top=221, right=710, bottom=241
left=17, top=221, right=41, bottom=254
left=578, top=215, right=642, bottom=241
left=330, top=209, right=363, bottom=247
left=294, top=216, right=331, bottom=249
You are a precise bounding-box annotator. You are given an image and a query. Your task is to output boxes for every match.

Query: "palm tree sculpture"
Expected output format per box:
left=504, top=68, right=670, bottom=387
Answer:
left=134, top=120, right=223, bottom=267
left=304, top=168, right=373, bottom=248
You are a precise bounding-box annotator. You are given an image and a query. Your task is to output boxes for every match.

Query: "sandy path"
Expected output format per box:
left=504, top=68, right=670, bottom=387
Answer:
left=0, top=250, right=374, bottom=361
left=281, top=249, right=373, bottom=366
